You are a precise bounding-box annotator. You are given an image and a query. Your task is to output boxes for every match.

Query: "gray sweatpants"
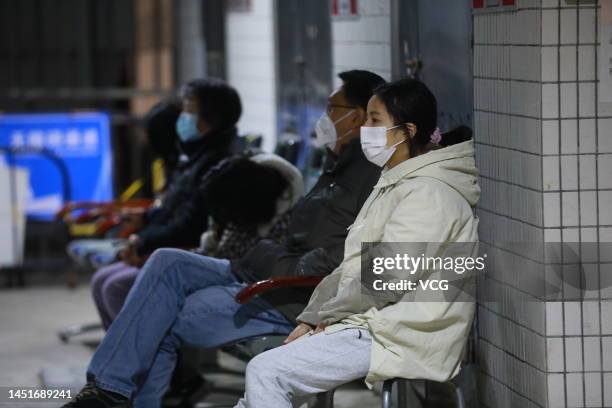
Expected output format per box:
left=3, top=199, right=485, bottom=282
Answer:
left=234, top=328, right=372, bottom=408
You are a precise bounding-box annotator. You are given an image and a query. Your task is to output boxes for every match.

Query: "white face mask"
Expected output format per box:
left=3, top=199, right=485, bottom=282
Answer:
left=313, top=109, right=355, bottom=148
left=360, top=125, right=405, bottom=167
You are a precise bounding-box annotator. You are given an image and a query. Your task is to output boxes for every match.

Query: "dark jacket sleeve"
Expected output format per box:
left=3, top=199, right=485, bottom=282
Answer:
left=293, top=243, right=345, bottom=278
left=136, top=194, right=210, bottom=254
left=233, top=240, right=345, bottom=283
left=233, top=239, right=296, bottom=280
left=142, top=206, right=166, bottom=225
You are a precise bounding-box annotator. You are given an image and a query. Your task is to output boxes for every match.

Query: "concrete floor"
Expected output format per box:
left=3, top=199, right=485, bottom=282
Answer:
left=0, top=285, right=389, bottom=408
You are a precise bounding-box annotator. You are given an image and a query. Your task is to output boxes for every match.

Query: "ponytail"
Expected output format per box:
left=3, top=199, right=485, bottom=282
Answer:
left=439, top=125, right=473, bottom=147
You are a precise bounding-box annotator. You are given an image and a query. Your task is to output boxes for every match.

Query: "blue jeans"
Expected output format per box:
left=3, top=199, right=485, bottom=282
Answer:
left=87, top=248, right=295, bottom=408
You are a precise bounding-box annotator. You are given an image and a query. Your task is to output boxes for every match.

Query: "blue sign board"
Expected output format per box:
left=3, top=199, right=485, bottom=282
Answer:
left=0, top=112, right=113, bottom=220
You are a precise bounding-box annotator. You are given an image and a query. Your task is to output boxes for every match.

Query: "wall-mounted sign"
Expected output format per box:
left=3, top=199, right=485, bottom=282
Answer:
left=0, top=112, right=113, bottom=220
left=332, top=0, right=358, bottom=18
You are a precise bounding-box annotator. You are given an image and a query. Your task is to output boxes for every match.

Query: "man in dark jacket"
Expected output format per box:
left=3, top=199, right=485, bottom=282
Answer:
left=232, top=131, right=378, bottom=322
left=63, top=70, right=385, bottom=408
left=90, top=78, right=241, bottom=329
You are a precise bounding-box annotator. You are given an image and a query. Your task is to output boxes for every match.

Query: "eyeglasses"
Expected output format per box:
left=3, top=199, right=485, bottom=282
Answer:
left=326, top=104, right=358, bottom=115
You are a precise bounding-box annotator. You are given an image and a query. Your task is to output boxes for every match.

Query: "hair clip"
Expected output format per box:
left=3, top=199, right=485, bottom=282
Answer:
left=430, top=127, right=442, bottom=144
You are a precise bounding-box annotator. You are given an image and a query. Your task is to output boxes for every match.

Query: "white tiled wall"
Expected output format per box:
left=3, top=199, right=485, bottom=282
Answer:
left=226, top=0, right=277, bottom=152
left=331, top=0, right=392, bottom=86
left=474, top=1, right=610, bottom=407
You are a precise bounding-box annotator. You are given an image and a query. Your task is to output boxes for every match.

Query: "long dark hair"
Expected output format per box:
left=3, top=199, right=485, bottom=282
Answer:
left=374, top=79, right=472, bottom=154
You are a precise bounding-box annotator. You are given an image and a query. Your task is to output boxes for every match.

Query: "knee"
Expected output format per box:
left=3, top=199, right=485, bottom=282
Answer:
left=245, top=352, right=279, bottom=385
left=91, top=267, right=110, bottom=297
left=147, top=248, right=185, bottom=270
left=148, top=248, right=177, bottom=264
left=141, top=248, right=180, bottom=278
left=146, top=248, right=209, bottom=281
left=101, top=276, right=132, bottom=307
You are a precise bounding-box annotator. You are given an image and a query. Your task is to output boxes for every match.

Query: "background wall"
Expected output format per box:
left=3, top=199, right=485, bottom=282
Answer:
left=331, top=0, right=392, bottom=86
left=474, top=1, right=611, bottom=407
left=224, top=0, right=394, bottom=151
left=175, top=0, right=206, bottom=84
left=225, top=0, right=394, bottom=152
left=226, top=0, right=278, bottom=152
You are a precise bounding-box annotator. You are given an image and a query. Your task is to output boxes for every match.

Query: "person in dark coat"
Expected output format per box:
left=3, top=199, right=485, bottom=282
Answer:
left=90, top=78, right=241, bottom=329
left=144, top=98, right=182, bottom=186
left=63, top=70, right=386, bottom=408
left=65, top=99, right=182, bottom=269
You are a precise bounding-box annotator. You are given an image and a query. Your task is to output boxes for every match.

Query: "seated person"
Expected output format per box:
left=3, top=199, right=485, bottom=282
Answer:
left=62, top=70, right=386, bottom=408
left=66, top=99, right=182, bottom=268
left=91, top=78, right=242, bottom=329
left=234, top=79, right=480, bottom=407
left=196, top=152, right=304, bottom=260
left=153, top=151, right=304, bottom=403
left=145, top=99, right=182, bottom=188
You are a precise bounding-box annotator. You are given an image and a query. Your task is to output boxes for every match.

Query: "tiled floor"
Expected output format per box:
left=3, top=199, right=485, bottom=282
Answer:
left=0, top=285, right=387, bottom=408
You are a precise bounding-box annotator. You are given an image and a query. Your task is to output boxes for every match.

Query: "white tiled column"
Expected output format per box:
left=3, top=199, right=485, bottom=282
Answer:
left=475, top=1, right=611, bottom=407
left=226, top=0, right=278, bottom=152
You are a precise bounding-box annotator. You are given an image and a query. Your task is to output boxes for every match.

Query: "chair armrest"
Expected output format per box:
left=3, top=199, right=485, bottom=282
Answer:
left=236, top=276, right=323, bottom=304
left=56, top=201, right=115, bottom=220
left=57, top=199, right=154, bottom=222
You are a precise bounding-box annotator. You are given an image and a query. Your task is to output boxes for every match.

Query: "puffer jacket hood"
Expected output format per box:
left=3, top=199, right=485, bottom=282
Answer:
left=250, top=153, right=304, bottom=216
left=377, top=140, right=480, bottom=207
left=297, top=139, right=481, bottom=385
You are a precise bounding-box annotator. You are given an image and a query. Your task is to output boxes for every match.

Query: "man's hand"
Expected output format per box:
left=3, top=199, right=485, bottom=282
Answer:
left=284, top=322, right=314, bottom=344
left=124, top=251, right=147, bottom=268
left=120, top=209, right=145, bottom=230
left=119, top=235, right=147, bottom=267
left=118, top=244, right=134, bottom=262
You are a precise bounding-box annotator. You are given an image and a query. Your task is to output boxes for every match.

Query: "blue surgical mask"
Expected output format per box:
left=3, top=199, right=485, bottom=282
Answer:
left=176, top=112, right=202, bottom=143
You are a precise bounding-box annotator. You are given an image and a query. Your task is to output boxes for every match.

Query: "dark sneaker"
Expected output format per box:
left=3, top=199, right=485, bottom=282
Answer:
left=162, top=375, right=210, bottom=408
left=61, top=383, right=130, bottom=407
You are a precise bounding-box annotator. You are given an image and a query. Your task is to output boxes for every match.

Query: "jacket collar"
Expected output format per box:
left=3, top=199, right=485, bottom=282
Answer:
left=323, top=137, right=363, bottom=174
left=374, top=140, right=476, bottom=188
left=177, top=126, right=237, bottom=165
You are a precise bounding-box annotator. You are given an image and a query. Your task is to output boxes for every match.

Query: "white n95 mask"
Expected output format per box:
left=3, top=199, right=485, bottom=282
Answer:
left=360, top=125, right=405, bottom=167
left=314, top=110, right=355, bottom=148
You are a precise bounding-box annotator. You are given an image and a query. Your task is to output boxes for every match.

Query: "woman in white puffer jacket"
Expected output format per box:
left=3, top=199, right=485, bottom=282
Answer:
left=235, top=78, right=480, bottom=408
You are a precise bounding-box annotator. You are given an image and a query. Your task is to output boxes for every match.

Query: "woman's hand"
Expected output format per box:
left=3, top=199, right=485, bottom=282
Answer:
left=313, top=323, right=327, bottom=334
left=284, top=322, right=314, bottom=344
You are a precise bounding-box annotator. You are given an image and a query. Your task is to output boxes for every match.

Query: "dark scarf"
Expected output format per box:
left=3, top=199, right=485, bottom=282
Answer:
left=177, top=126, right=238, bottom=165
left=322, top=136, right=364, bottom=175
